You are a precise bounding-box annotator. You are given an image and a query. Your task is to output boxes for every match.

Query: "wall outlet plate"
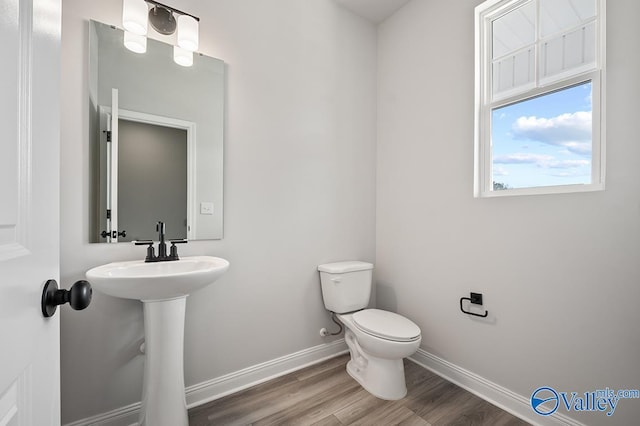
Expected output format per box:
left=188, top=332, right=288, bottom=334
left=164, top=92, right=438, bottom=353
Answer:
left=470, top=292, right=483, bottom=305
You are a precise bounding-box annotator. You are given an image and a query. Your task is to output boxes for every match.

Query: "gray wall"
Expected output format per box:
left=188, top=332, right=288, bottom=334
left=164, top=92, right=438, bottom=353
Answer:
left=88, top=22, right=102, bottom=242
left=376, top=1, right=640, bottom=425
left=118, top=120, right=187, bottom=242
left=60, top=0, right=376, bottom=423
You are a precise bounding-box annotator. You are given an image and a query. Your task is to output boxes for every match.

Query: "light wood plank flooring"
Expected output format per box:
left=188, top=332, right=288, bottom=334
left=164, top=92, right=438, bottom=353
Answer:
left=188, top=355, right=530, bottom=426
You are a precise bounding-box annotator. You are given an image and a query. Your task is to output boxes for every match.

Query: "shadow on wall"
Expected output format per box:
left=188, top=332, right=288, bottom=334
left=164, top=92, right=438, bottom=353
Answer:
left=375, top=281, right=398, bottom=313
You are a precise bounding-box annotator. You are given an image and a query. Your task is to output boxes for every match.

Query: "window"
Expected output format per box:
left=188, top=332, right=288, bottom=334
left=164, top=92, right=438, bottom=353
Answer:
left=474, top=0, right=605, bottom=196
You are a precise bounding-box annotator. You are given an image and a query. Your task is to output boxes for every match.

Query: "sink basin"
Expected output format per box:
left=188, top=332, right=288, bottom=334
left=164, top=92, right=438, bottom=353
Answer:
left=86, top=255, right=229, bottom=301
left=86, top=255, right=229, bottom=426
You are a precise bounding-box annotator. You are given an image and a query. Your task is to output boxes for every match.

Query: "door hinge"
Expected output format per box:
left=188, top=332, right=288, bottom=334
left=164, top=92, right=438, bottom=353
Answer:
left=106, top=209, right=111, bottom=219
left=105, top=130, right=112, bottom=142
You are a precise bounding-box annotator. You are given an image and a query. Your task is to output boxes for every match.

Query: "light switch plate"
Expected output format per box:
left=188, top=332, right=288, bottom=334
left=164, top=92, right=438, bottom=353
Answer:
left=200, top=202, right=214, bottom=215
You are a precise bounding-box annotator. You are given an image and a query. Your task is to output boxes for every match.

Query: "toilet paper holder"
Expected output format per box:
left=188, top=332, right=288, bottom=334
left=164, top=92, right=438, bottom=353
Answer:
left=459, top=292, right=488, bottom=318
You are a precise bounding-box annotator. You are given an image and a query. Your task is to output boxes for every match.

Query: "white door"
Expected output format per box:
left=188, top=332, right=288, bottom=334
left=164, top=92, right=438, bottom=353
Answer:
left=0, top=0, right=62, bottom=424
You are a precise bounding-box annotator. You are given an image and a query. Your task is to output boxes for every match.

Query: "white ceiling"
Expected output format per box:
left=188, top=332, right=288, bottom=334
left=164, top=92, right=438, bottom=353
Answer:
left=334, top=0, right=412, bottom=24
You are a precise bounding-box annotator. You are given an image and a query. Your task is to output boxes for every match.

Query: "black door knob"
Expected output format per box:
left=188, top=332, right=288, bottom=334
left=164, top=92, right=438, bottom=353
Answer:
left=41, top=279, right=92, bottom=318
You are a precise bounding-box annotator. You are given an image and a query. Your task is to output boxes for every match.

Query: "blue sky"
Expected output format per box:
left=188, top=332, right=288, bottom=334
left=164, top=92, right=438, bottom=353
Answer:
left=491, top=81, right=592, bottom=189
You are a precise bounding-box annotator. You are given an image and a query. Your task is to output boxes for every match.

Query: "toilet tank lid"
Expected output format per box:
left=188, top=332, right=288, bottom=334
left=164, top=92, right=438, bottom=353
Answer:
left=317, top=261, right=374, bottom=273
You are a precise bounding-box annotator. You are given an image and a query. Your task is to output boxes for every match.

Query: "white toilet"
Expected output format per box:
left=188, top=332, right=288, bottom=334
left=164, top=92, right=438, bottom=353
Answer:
left=318, top=261, right=421, bottom=400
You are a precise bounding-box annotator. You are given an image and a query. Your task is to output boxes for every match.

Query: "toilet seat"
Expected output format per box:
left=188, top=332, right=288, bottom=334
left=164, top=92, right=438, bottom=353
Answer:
left=352, top=309, right=421, bottom=342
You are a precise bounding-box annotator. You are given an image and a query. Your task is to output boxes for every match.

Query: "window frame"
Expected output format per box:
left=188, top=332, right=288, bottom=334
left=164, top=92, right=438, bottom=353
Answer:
left=474, top=0, right=606, bottom=197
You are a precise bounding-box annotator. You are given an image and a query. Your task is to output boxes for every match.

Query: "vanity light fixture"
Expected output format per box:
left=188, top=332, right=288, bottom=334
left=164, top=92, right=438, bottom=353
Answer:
left=123, top=30, right=147, bottom=53
left=122, top=0, right=200, bottom=66
left=173, top=46, right=194, bottom=67
left=122, top=0, right=148, bottom=35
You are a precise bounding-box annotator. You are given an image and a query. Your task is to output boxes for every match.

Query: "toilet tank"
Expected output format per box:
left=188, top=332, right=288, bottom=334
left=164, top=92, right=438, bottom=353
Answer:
left=318, top=261, right=374, bottom=313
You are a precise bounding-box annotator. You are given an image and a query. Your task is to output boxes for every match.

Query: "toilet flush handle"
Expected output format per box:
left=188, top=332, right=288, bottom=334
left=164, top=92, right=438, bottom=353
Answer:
left=330, top=277, right=342, bottom=284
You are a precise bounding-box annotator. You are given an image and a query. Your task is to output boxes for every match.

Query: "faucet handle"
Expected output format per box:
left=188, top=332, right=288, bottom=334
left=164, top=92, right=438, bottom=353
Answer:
left=133, top=240, right=156, bottom=262
left=168, top=239, right=188, bottom=244
left=168, top=239, right=187, bottom=260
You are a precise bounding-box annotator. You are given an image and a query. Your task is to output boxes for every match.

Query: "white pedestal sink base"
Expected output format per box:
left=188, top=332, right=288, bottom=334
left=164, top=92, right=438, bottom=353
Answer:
left=140, top=297, right=188, bottom=426
left=86, top=256, right=230, bottom=426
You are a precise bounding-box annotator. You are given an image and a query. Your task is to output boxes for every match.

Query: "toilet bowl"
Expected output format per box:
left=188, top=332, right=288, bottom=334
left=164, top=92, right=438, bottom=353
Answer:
left=318, top=261, right=422, bottom=400
left=338, top=309, right=421, bottom=400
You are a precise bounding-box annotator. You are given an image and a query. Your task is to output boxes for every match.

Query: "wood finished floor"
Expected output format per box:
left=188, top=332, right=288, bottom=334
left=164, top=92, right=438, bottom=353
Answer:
left=188, top=354, right=531, bottom=426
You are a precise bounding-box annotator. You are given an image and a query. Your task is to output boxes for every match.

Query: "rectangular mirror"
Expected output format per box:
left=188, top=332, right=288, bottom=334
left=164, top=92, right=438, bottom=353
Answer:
left=89, top=20, right=225, bottom=243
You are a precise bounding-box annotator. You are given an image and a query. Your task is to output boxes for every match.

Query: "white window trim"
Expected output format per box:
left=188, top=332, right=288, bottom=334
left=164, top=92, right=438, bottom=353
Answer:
left=474, top=0, right=607, bottom=198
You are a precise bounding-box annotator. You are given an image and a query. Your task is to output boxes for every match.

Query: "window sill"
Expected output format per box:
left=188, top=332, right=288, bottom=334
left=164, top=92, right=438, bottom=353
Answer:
left=476, top=182, right=605, bottom=198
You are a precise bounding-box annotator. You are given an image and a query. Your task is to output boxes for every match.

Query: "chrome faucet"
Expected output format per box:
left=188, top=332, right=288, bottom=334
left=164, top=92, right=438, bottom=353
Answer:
left=134, top=221, right=187, bottom=262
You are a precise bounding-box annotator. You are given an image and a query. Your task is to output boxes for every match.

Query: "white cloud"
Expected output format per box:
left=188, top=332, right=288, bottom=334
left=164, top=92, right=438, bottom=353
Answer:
left=585, top=85, right=593, bottom=105
left=494, top=153, right=554, bottom=164
left=493, top=166, right=509, bottom=176
left=511, top=111, right=592, bottom=155
left=562, top=141, right=591, bottom=155
left=494, top=153, right=590, bottom=169
left=550, top=168, right=590, bottom=178
left=547, top=159, right=590, bottom=169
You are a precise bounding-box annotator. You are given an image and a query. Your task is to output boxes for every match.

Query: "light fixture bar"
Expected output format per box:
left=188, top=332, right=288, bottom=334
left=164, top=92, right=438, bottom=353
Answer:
left=144, top=0, right=200, bottom=22
left=122, top=0, right=199, bottom=66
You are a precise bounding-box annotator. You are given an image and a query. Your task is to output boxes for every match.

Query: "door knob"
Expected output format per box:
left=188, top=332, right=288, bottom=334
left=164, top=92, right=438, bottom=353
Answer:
left=41, top=279, right=92, bottom=318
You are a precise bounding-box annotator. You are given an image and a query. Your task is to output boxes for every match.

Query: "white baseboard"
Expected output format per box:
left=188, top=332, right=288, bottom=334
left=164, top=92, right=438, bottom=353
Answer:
left=408, top=348, right=586, bottom=426
left=185, top=339, right=348, bottom=408
left=64, top=339, right=348, bottom=426
left=63, top=403, right=139, bottom=426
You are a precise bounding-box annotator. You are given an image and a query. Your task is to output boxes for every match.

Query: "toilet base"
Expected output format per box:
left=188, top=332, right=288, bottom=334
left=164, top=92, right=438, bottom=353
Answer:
left=346, top=357, right=407, bottom=400
left=344, top=329, right=408, bottom=400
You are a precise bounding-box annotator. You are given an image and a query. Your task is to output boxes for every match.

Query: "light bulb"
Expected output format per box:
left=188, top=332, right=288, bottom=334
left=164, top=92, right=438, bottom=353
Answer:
left=173, top=46, right=193, bottom=67
left=177, top=15, right=199, bottom=52
left=124, top=31, right=147, bottom=54
left=122, top=0, right=148, bottom=36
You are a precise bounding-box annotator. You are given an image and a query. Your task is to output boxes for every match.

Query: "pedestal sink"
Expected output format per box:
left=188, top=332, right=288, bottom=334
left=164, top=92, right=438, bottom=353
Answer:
left=86, top=256, right=229, bottom=426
